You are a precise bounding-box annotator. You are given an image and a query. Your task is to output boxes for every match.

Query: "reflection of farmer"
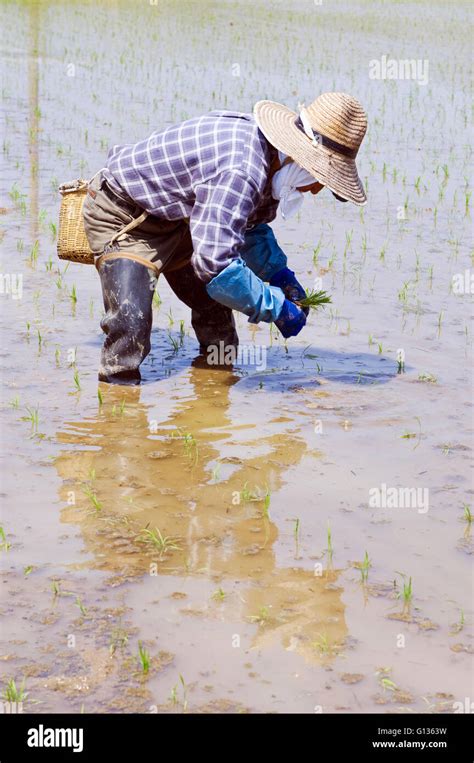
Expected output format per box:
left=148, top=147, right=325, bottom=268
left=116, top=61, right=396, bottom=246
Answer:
left=55, top=364, right=347, bottom=662
left=83, top=94, right=367, bottom=384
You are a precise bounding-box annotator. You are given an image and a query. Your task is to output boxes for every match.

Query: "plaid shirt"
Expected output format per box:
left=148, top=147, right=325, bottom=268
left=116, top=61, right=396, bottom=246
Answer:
left=103, top=111, right=279, bottom=282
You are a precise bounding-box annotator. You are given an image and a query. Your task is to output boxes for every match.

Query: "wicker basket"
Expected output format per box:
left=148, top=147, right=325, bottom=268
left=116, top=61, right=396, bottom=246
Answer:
left=57, top=179, right=94, bottom=265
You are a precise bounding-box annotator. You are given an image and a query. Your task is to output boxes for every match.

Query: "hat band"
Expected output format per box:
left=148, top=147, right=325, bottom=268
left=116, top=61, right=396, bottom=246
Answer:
left=294, top=116, right=358, bottom=159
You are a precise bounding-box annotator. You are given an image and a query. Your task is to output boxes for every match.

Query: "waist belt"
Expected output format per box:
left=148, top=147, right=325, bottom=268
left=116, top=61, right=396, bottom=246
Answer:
left=101, top=179, right=139, bottom=214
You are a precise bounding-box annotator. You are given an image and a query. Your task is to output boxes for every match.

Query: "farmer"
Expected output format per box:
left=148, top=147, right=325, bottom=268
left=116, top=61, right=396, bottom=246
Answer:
left=83, top=92, right=367, bottom=384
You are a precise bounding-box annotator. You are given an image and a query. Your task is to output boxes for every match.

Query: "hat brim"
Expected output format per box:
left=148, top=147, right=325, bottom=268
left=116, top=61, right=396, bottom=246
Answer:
left=254, top=100, right=367, bottom=206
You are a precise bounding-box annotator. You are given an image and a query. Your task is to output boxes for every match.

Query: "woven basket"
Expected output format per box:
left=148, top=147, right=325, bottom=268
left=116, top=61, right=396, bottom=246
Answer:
left=57, top=179, right=94, bottom=265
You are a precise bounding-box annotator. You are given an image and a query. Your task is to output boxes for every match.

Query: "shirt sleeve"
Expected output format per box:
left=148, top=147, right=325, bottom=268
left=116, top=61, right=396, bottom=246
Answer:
left=189, top=170, right=261, bottom=283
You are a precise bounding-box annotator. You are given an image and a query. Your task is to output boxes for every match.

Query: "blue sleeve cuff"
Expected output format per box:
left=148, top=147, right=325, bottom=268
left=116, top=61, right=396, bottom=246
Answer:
left=206, top=258, right=285, bottom=323
left=240, top=223, right=287, bottom=282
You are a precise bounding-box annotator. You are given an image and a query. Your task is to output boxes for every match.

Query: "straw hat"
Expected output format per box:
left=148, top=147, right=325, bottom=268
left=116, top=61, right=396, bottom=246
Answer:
left=254, top=92, right=368, bottom=205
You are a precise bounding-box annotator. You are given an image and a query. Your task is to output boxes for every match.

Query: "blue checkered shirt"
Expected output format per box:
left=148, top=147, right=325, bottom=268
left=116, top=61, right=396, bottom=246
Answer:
left=103, top=111, right=279, bottom=282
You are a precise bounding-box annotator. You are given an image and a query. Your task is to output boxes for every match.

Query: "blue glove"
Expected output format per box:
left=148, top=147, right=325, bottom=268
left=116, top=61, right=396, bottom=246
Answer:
left=274, top=299, right=307, bottom=338
left=206, top=258, right=285, bottom=323
left=240, top=224, right=287, bottom=281
left=270, top=267, right=309, bottom=316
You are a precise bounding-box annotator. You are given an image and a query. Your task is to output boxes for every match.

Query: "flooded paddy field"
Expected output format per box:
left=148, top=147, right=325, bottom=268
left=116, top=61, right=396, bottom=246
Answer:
left=0, top=0, right=472, bottom=714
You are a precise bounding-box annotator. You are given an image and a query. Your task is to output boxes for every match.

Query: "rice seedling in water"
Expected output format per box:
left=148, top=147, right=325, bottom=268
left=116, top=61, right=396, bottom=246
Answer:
left=296, top=289, right=332, bottom=311
left=449, top=610, right=465, bottom=636
left=97, top=388, right=104, bottom=407
left=29, top=240, right=39, bottom=266
left=137, top=526, right=181, bottom=557
left=73, top=369, right=81, bottom=392
left=109, top=625, right=128, bottom=656
left=82, top=485, right=102, bottom=512
left=312, top=633, right=332, bottom=655
left=24, top=565, right=33, bottom=577
left=138, top=642, right=150, bottom=674
left=248, top=606, right=271, bottom=625
left=211, top=587, right=226, bottom=602
left=359, top=551, right=371, bottom=583
left=326, top=522, right=333, bottom=565
left=10, top=395, right=19, bottom=409
left=396, top=573, right=413, bottom=608
left=167, top=333, right=179, bottom=352
left=170, top=675, right=188, bottom=711
left=75, top=596, right=87, bottom=616
left=0, top=526, right=11, bottom=551
left=3, top=678, right=28, bottom=703
left=21, top=406, right=39, bottom=435
left=462, top=504, right=472, bottom=524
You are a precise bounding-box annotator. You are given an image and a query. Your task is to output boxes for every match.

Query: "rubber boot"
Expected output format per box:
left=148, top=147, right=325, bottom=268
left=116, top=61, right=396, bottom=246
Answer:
left=164, top=261, right=238, bottom=358
left=97, top=257, right=154, bottom=384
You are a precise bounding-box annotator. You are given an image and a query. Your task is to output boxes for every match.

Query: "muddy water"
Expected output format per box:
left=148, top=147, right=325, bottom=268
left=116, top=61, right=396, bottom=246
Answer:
left=0, top=0, right=472, bottom=713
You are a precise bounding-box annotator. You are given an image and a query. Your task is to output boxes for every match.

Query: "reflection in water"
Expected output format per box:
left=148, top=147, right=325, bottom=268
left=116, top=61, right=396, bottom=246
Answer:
left=55, top=362, right=348, bottom=664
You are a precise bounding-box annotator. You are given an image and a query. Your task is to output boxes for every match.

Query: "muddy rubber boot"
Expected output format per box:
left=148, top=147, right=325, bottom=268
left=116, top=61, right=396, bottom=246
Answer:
left=164, top=261, right=238, bottom=359
left=97, top=257, right=154, bottom=384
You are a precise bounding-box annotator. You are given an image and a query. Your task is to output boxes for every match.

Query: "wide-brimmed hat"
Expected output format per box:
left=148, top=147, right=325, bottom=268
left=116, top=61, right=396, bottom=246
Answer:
left=254, top=92, right=368, bottom=206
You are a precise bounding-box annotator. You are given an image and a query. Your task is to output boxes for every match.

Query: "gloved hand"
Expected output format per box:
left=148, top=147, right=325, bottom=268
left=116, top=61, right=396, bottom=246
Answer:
left=274, top=298, right=307, bottom=338
left=269, top=267, right=309, bottom=316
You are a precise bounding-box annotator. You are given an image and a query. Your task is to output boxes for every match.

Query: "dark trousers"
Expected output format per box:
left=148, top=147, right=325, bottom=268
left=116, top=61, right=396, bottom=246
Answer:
left=83, top=174, right=237, bottom=383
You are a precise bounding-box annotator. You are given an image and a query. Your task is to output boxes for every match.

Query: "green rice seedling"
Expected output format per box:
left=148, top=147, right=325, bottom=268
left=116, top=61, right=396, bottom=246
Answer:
left=10, top=396, right=19, bottom=409
left=24, top=565, right=33, bottom=577
left=292, top=517, right=300, bottom=542
left=37, top=329, right=43, bottom=352
left=89, top=298, right=94, bottom=318
left=312, top=633, right=331, bottom=655
left=73, top=369, right=81, bottom=392
left=377, top=342, right=383, bottom=354
left=16, top=239, right=24, bottom=253
left=380, top=677, right=398, bottom=693
left=49, top=221, right=57, bottom=239
left=137, top=527, right=181, bottom=557
left=152, top=291, right=161, bottom=309
left=437, top=310, right=444, bottom=336
left=70, top=284, right=77, bottom=307
left=248, top=606, right=271, bottom=625
left=21, top=406, right=39, bottom=435
left=51, top=581, right=61, bottom=598
left=326, top=522, right=333, bottom=565
left=109, top=625, right=128, bottom=656
left=0, top=526, right=11, bottom=552
left=119, top=398, right=126, bottom=415
left=359, top=551, right=371, bottom=583
left=167, top=333, right=179, bottom=352
left=211, top=587, right=226, bottom=602
left=75, top=596, right=87, bottom=616
left=172, top=428, right=198, bottom=465
left=29, top=240, right=39, bottom=266
left=312, top=239, right=322, bottom=266
left=97, top=388, right=104, bottom=407
left=462, top=504, right=472, bottom=524
left=465, top=191, right=471, bottom=214
left=396, top=574, right=413, bottom=608
left=3, top=678, right=28, bottom=703
left=262, top=490, right=271, bottom=519
left=167, top=308, right=174, bottom=326
left=179, top=320, right=185, bottom=342
left=296, top=289, right=332, bottom=311
left=82, top=485, right=102, bottom=512
left=179, top=674, right=188, bottom=712
left=449, top=610, right=465, bottom=636
left=45, top=254, right=53, bottom=271
left=138, top=642, right=150, bottom=674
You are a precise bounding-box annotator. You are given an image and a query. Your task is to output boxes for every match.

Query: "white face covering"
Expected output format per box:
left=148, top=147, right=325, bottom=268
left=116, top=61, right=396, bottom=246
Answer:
left=271, top=151, right=317, bottom=219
